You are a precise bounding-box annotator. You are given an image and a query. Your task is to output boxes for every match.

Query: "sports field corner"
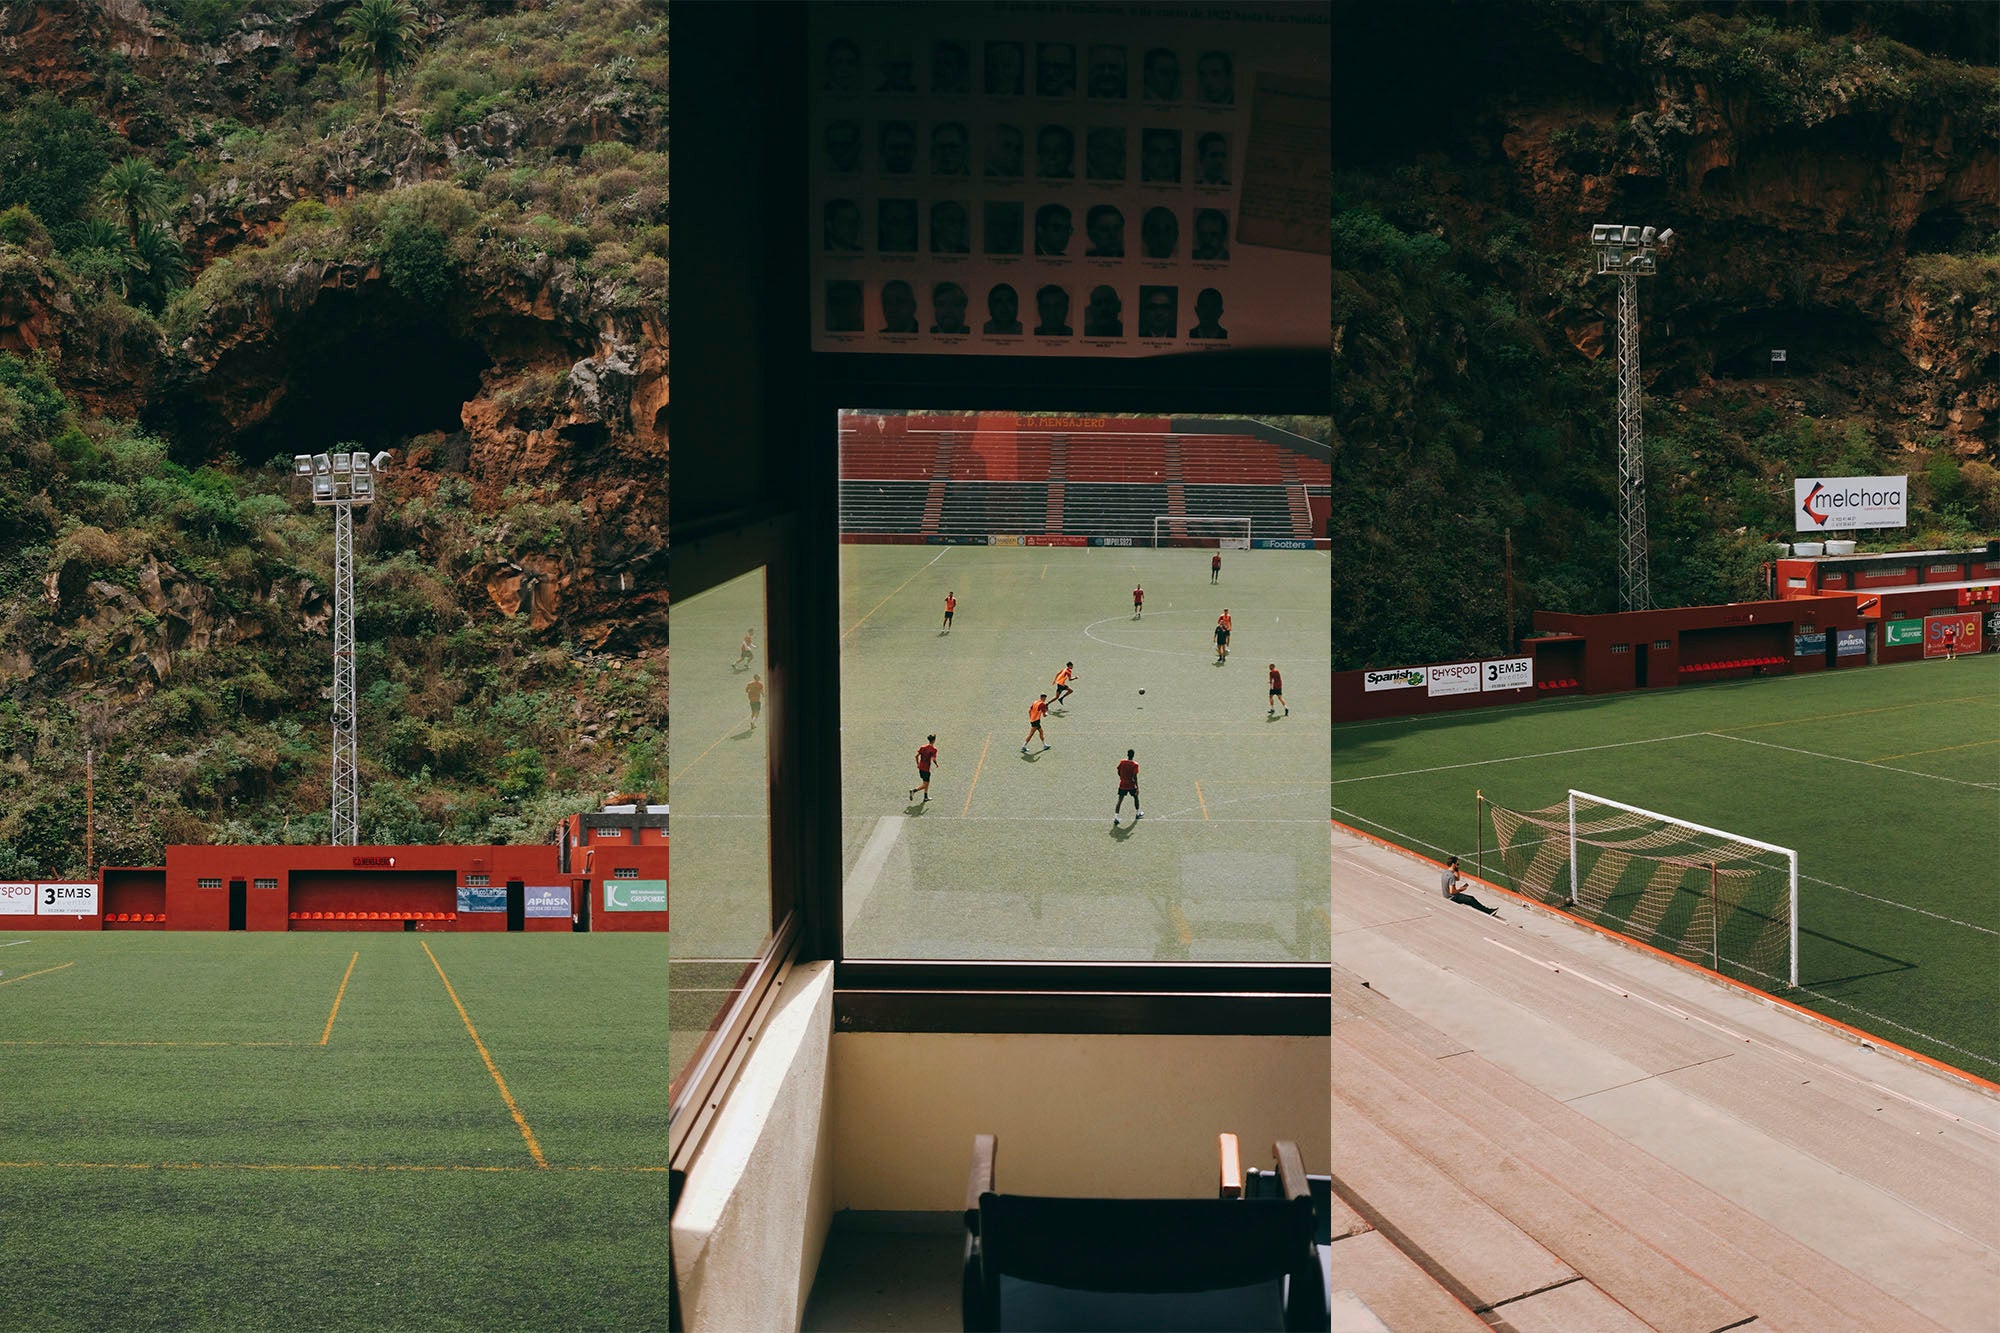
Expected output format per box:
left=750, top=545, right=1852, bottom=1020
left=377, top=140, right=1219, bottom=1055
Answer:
left=0, top=932, right=670, bottom=1331
left=1331, top=655, right=2000, bottom=1084
left=826, top=542, right=1332, bottom=961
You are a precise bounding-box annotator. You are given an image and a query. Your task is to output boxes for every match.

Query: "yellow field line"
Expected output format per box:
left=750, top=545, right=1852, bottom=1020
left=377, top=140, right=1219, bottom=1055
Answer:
left=1170, top=904, right=1193, bottom=947
left=0, top=1040, right=295, bottom=1048
left=1040, top=563, right=1047, bottom=581
left=1871, top=737, right=2000, bottom=763
left=961, top=732, right=993, bottom=815
left=843, top=559, right=938, bottom=641
left=422, top=942, right=548, bottom=1169
left=1195, top=780, right=1210, bottom=820
left=672, top=723, right=742, bottom=784
left=0, top=1160, right=668, bottom=1174
left=0, top=962, right=74, bottom=988
left=320, top=951, right=359, bottom=1046
left=1716, top=694, right=1995, bottom=733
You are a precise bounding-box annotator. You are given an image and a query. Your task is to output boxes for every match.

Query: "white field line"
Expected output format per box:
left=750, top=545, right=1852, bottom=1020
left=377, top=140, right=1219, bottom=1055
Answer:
left=0, top=940, right=32, bottom=948
left=1331, top=732, right=1710, bottom=785
left=1704, top=731, right=2000, bottom=791
left=843, top=816, right=906, bottom=934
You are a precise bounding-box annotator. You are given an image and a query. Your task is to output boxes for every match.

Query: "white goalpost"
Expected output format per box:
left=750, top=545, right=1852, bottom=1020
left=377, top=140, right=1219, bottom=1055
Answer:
left=1152, top=515, right=1253, bottom=549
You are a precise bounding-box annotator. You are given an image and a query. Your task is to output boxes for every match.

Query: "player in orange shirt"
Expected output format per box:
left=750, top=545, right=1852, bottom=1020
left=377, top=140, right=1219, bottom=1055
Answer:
left=942, top=591, right=957, bottom=632
left=909, top=734, right=940, bottom=802
left=1214, top=608, right=1231, bottom=660
left=746, top=673, right=764, bottom=725
left=1052, top=661, right=1078, bottom=707
left=1022, top=694, right=1051, bottom=753
left=1268, top=662, right=1286, bottom=716
left=1112, top=748, right=1142, bottom=826
left=1132, top=583, right=1144, bottom=618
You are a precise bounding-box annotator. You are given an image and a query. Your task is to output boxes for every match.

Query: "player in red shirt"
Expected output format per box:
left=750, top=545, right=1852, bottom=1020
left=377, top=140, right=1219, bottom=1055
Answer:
left=1210, top=551, right=1221, bottom=583
left=1022, top=695, right=1051, bottom=753
left=909, top=734, right=940, bottom=802
left=1112, top=749, right=1141, bottom=826
left=1132, top=583, right=1144, bottom=618
left=1268, top=663, right=1286, bottom=716
left=942, top=591, right=957, bottom=632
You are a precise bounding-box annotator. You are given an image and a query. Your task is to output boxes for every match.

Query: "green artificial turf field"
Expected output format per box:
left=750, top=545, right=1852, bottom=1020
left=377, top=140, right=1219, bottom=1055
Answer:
left=833, top=543, right=1331, bottom=961
left=1331, top=656, right=2000, bottom=1082
left=0, top=932, right=669, bottom=1331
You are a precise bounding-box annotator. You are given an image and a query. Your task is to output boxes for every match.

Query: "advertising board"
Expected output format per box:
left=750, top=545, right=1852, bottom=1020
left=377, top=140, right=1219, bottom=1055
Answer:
left=37, top=882, right=99, bottom=916
left=1025, top=535, right=1087, bottom=547
left=1835, top=627, right=1867, bottom=658
left=1251, top=538, right=1314, bottom=550
left=1793, top=632, right=1826, bottom=656
left=1885, top=619, right=1924, bottom=647
left=926, top=534, right=988, bottom=545
left=1481, top=657, right=1533, bottom=691
left=989, top=535, right=1024, bottom=547
left=1426, top=662, right=1481, bottom=697
left=456, top=886, right=506, bottom=913
left=0, top=882, right=36, bottom=915
left=1090, top=536, right=1135, bottom=547
left=1923, top=613, right=1981, bottom=659
left=1362, top=666, right=1425, bottom=692
left=1794, top=475, right=1906, bottom=531
left=604, top=879, right=668, bottom=912
left=524, top=885, right=572, bottom=918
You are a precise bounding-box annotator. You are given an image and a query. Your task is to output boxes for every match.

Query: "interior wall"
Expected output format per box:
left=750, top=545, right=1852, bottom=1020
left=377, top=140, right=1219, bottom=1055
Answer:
left=831, top=1031, right=1331, bottom=1209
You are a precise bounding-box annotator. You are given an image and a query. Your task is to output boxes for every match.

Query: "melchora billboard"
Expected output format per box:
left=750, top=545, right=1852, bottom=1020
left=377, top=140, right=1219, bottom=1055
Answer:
left=1795, top=476, right=1905, bottom=531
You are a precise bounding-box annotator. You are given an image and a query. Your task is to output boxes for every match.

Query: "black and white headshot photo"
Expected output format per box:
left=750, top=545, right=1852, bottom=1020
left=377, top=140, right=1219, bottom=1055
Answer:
left=985, top=124, right=1024, bottom=178
left=1196, top=132, right=1229, bottom=185
left=1084, top=284, right=1123, bottom=337
left=930, top=200, right=970, bottom=254
left=931, top=281, right=970, bottom=333
left=1189, top=287, right=1227, bottom=339
left=1085, top=204, right=1124, bottom=257
left=878, top=198, right=918, bottom=252
left=1138, top=285, right=1178, bottom=338
left=823, top=198, right=862, bottom=251
left=1085, top=126, right=1126, bottom=181
left=1140, top=206, right=1178, bottom=259
left=932, top=121, right=970, bottom=175
left=1193, top=208, right=1229, bottom=261
left=1141, top=128, right=1182, bottom=183
left=880, top=279, right=919, bottom=332
left=1142, top=47, right=1179, bottom=101
left=878, top=43, right=916, bottom=93
left=984, top=40, right=1025, bottom=95
left=1196, top=49, right=1233, bottom=104
left=879, top=120, right=917, bottom=174
left=825, top=280, right=863, bottom=331
left=984, top=283, right=1022, bottom=334
left=823, top=119, right=861, bottom=173
left=983, top=200, right=1024, bottom=255
left=1036, top=124, right=1075, bottom=179
left=932, top=39, right=970, bottom=94
left=824, top=38, right=862, bottom=93
left=1036, top=42, right=1076, bottom=97
left=1034, top=283, right=1072, bottom=336
left=1034, top=203, right=1074, bottom=256
left=1087, top=44, right=1127, bottom=99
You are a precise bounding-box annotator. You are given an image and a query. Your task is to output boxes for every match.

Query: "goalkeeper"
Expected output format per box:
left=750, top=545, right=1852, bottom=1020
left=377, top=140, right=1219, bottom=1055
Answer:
left=1440, top=856, right=1500, bottom=916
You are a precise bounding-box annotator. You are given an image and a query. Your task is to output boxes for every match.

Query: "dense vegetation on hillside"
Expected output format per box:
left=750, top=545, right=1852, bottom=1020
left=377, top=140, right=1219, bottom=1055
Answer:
left=1331, top=0, right=1998, bottom=669
left=0, top=1, right=667, bottom=877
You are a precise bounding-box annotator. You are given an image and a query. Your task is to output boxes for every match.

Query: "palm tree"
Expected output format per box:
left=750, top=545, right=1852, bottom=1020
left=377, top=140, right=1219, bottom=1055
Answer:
left=341, top=0, right=424, bottom=115
left=96, top=158, right=174, bottom=251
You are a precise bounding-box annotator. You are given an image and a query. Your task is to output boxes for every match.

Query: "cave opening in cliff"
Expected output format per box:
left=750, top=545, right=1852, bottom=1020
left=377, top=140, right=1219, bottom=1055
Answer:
left=225, top=290, right=493, bottom=463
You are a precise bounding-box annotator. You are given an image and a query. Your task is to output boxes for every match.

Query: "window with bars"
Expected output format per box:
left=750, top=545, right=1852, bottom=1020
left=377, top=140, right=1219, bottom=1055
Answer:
left=254, top=878, right=278, bottom=890
left=465, top=874, right=490, bottom=887
left=1611, top=643, right=1630, bottom=653
left=197, top=877, right=222, bottom=889
left=612, top=867, right=639, bottom=879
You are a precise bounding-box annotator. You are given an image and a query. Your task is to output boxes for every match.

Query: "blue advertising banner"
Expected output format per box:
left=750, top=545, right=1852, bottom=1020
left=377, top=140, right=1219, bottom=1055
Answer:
left=925, top=534, right=988, bottom=545
left=456, top=886, right=506, bottom=913
left=1251, top=538, right=1315, bottom=550
left=1089, top=536, right=1136, bottom=547
left=524, top=885, right=571, bottom=918
left=1793, top=632, right=1826, bottom=656
left=603, top=879, right=667, bottom=912
left=1835, top=627, right=1867, bottom=658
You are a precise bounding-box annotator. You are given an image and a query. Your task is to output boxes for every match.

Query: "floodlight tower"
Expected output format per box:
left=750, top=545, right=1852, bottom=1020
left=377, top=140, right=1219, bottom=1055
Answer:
left=1590, top=223, right=1672, bottom=612
left=293, top=448, right=390, bottom=845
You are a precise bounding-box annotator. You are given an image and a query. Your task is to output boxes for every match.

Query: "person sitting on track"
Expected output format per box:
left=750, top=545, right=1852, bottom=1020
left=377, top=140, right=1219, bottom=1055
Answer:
left=1441, top=856, right=1501, bottom=916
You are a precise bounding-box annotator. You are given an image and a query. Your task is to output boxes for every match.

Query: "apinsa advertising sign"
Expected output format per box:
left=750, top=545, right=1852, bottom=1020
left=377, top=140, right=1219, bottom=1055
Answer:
left=0, top=882, right=36, bottom=915
left=1795, top=476, right=1906, bottom=531
left=1362, top=667, right=1425, bottom=692
left=1482, top=657, right=1533, bottom=691
left=524, top=885, right=572, bottom=918
left=1427, top=662, right=1481, bottom=697
left=37, top=882, right=99, bottom=916
left=1835, top=627, right=1867, bottom=657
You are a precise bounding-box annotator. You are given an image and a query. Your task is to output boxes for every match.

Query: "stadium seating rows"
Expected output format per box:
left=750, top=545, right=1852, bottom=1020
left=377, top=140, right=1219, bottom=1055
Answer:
left=285, top=911, right=459, bottom=920
left=1535, top=678, right=1579, bottom=690
left=1682, top=656, right=1786, bottom=674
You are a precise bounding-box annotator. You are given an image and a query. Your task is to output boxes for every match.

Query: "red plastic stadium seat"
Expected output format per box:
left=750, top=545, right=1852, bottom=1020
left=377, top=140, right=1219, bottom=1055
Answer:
left=142, top=913, right=156, bottom=923
left=448, top=912, right=458, bottom=921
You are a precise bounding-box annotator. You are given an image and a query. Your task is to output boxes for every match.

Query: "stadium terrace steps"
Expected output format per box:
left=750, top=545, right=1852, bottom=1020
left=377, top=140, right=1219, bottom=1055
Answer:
left=1322, top=1231, right=1491, bottom=1331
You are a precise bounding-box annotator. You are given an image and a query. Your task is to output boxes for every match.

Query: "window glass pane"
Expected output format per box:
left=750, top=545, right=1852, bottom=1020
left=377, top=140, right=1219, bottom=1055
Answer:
left=839, top=411, right=1330, bottom=961
left=668, top=568, right=774, bottom=1087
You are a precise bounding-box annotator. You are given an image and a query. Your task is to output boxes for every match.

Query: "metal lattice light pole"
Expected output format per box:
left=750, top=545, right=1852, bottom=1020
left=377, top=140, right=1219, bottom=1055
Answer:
left=1590, top=223, right=1672, bottom=612
left=294, top=448, right=389, bottom=845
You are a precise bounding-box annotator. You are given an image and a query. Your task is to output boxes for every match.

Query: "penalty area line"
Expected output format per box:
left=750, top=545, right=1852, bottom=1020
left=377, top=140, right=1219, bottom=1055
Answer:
left=0, top=962, right=75, bottom=988
left=423, top=942, right=548, bottom=1169
left=320, top=951, right=358, bottom=1046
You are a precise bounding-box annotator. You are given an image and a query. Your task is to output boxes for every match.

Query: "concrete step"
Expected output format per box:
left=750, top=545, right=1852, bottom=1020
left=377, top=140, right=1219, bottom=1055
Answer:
left=1333, top=1018, right=1749, bottom=1333
left=1487, top=1277, right=1655, bottom=1333
left=1324, top=1231, right=1488, bottom=1332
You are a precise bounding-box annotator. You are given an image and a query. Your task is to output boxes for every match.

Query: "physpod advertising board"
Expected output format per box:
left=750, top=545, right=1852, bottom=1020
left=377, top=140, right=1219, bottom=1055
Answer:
left=1794, top=476, right=1905, bottom=532
left=37, top=882, right=99, bottom=916
left=604, top=879, right=667, bottom=912
left=1427, top=662, right=1480, bottom=697
left=1481, top=657, right=1533, bottom=691
left=1362, top=666, right=1425, bottom=692
left=524, top=885, right=572, bottom=918
left=0, top=882, right=36, bottom=915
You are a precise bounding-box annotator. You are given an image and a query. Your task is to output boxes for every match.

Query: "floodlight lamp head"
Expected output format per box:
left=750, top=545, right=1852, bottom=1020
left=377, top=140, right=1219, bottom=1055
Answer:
left=1622, top=225, right=1640, bottom=246
left=313, top=453, right=332, bottom=474
left=293, top=455, right=314, bottom=476
left=1590, top=224, right=1617, bottom=245
left=1657, top=227, right=1675, bottom=245
left=1640, top=225, right=1656, bottom=245
left=332, top=452, right=353, bottom=473
left=371, top=450, right=393, bottom=471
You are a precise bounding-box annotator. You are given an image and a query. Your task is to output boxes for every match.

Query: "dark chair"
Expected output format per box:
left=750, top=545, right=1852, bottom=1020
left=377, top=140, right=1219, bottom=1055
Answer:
left=962, top=1133, right=1327, bottom=1331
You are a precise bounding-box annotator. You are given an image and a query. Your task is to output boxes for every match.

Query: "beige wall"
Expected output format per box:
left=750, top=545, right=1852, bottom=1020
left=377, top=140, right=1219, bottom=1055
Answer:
left=831, top=1032, right=1331, bottom=1209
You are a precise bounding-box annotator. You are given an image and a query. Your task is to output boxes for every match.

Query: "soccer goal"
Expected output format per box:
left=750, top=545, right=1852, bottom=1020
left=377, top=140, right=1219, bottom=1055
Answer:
left=1476, top=789, right=1798, bottom=989
left=1152, top=516, right=1252, bottom=548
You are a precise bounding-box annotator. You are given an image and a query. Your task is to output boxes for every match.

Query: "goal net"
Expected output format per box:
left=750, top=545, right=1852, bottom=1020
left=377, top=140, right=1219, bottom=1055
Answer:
left=1477, top=789, right=1798, bottom=988
left=1152, top=516, right=1252, bottom=548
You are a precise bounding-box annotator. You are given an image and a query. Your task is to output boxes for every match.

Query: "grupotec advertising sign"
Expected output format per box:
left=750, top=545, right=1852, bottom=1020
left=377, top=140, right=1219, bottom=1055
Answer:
left=1885, top=619, right=1924, bottom=647
left=604, top=879, right=667, bottom=912
left=1362, top=667, right=1425, bottom=692
left=37, top=882, right=99, bottom=916
left=1794, top=476, right=1906, bottom=531
left=0, top=882, right=36, bottom=915
left=524, top=885, right=572, bottom=918
left=1427, top=662, right=1481, bottom=697
left=1481, top=657, right=1533, bottom=691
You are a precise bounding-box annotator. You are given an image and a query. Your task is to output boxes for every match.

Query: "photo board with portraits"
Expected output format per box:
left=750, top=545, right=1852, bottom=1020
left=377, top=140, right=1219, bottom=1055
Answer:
left=810, top=2, right=1329, bottom=358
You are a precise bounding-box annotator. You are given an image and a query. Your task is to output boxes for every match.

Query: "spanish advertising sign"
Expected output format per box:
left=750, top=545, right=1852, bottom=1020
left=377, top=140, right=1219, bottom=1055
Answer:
left=1794, top=476, right=1906, bottom=531
left=1481, top=657, right=1533, bottom=691
left=1361, top=666, right=1425, bottom=692
left=524, top=885, right=572, bottom=919
left=0, top=882, right=36, bottom=915
left=604, top=879, right=668, bottom=912
left=37, top=882, right=99, bottom=916
left=1923, top=613, right=1980, bottom=659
